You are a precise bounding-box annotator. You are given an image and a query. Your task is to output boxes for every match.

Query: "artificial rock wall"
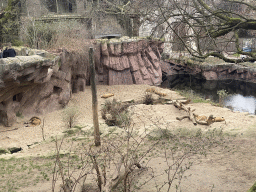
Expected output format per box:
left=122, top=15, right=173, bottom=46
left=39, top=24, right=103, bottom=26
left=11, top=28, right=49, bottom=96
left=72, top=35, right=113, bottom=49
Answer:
left=95, top=37, right=164, bottom=86
left=0, top=49, right=72, bottom=127
left=0, top=38, right=164, bottom=126
left=161, top=60, right=256, bottom=83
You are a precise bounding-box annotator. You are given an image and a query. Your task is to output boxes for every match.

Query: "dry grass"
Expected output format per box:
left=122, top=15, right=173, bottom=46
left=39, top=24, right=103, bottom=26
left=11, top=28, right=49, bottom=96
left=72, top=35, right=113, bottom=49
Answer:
left=101, top=99, right=131, bottom=127
left=143, top=93, right=154, bottom=105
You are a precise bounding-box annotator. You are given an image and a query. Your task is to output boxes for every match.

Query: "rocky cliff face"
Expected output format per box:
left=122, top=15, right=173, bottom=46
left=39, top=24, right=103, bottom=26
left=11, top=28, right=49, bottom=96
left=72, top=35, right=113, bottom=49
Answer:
left=162, top=60, right=256, bottom=83
left=0, top=49, right=70, bottom=126
left=94, top=37, right=164, bottom=85
left=0, top=38, right=163, bottom=126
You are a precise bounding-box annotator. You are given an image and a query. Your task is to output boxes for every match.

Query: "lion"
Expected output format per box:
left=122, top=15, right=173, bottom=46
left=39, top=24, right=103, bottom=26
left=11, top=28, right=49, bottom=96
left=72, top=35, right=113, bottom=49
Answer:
left=101, top=93, right=114, bottom=98
left=24, top=117, right=41, bottom=127
left=194, top=114, right=216, bottom=125
left=145, top=87, right=167, bottom=97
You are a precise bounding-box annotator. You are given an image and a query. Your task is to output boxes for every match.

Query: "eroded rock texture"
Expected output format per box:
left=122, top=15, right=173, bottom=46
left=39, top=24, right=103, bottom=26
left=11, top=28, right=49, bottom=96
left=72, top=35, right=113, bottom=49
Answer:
left=0, top=52, right=71, bottom=126
left=162, top=60, right=256, bottom=83
left=95, top=39, right=164, bottom=85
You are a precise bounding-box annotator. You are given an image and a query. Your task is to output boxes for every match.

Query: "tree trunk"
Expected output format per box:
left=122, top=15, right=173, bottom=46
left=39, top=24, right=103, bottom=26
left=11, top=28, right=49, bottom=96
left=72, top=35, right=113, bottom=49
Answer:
left=90, top=47, right=101, bottom=146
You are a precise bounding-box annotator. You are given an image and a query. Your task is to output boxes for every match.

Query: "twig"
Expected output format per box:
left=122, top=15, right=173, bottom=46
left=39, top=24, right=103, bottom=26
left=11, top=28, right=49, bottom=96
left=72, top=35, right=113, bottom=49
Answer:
left=90, top=155, right=103, bottom=191
left=41, top=118, right=45, bottom=141
left=0, top=127, right=18, bottom=133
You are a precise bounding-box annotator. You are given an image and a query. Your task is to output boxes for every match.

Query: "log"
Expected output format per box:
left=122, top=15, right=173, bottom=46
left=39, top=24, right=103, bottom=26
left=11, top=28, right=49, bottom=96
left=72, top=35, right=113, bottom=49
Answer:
left=176, top=116, right=189, bottom=121
left=174, top=101, right=225, bottom=126
left=166, top=99, right=190, bottom=105
left=90, top=47, right=101, bottom=146
left=174, top=100, right=197, bottom=125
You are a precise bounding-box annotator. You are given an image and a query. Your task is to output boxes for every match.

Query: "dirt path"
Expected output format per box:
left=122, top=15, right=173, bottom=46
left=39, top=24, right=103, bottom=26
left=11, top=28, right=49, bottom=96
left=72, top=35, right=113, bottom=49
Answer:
left=0, top=85, right=256, bottom=191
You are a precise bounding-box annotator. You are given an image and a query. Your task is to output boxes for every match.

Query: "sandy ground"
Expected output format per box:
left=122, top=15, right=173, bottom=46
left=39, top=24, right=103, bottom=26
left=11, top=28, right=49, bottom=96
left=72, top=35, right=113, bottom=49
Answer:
left=0, top=84, right=256, bottom=191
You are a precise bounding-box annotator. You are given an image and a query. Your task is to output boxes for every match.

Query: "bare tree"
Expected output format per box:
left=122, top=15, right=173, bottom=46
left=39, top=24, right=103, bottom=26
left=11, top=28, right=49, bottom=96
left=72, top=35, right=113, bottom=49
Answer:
left=153, top=0, right=256, bottom=63
left=86, top=0, right=256, bottom=62
left=81, top=0, right=160, bottom=37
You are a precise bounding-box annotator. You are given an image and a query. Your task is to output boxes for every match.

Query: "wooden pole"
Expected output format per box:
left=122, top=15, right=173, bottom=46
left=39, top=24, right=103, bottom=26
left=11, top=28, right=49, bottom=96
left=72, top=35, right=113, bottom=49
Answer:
left=89, top=47, right=101, bottom=146
left=56, top=0, right=59, bottom=14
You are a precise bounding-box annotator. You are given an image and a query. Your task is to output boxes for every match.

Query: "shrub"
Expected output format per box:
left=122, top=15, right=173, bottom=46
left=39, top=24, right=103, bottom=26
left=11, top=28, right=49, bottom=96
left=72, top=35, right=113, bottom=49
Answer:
left=62, top=106, right=78, bottom=128
left=25, top=21, right=57, bottom=49
left=143, top=93, right=154, bottom=105
left=217, top=89, right=228, bottom=106
left=21, top=18, right=91, bottom=50
left=101, top=99, right=131, bottom=127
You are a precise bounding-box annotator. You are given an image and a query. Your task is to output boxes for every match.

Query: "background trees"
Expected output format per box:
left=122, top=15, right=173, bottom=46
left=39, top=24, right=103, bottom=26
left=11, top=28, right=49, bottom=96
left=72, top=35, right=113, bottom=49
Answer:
left=152, top=0, right=256, bottom=62
left=0, top=0, right=255, bottom=63
left=0, top=0, right=22, bottom=45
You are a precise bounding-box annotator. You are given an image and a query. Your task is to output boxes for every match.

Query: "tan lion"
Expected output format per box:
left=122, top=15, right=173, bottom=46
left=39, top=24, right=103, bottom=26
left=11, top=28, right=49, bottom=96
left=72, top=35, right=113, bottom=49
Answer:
left=29, top=117, right=41, bottom=126
left=145, top=87, right=167, bottom=97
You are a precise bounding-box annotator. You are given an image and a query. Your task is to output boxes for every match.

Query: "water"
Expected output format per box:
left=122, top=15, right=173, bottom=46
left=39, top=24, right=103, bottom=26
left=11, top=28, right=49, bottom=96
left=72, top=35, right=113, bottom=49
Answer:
left=162, top=74, right=256, bottom=114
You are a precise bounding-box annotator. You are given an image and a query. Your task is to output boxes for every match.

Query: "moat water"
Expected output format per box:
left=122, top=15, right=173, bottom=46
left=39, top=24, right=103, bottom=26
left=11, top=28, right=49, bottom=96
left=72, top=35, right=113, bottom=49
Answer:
left=162, top=74, right=256, bottom=114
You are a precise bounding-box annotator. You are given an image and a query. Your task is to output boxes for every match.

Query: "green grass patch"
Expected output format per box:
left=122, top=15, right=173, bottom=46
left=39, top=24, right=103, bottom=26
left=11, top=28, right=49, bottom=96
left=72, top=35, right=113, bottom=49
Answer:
left=175, top=89, right=216, bottom=105
left=0, top=148, right=10, bottom=155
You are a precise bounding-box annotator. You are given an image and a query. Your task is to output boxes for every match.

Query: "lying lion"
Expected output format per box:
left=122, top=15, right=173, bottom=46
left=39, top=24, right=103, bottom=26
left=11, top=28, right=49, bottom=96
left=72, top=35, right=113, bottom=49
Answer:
left=193, top=114, right=225, bottom=125
left=145, top=87, right=167, bottom=97
left=24, top=117, right=41, bottom=127
left=101, top=93, right=114, bottom=98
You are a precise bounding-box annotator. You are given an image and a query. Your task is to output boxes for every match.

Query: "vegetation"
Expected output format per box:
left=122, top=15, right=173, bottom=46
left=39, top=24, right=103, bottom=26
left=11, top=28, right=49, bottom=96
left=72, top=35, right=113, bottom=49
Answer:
left=174, top=88, right=215, bottom=105
left=248, top=181, right=256, bottom=192
left=0, top=0, right=22, bottom=45
left=143, top=92, right=154, bottom=105
left=101, top=99, right=131, bottom=127
left=0, top=119, right=229, bottom=192
left=62, top=106, right=79, bottom=129
left=217, top=89, right=229, bottom=106
left=153, top=0, right=256, bottom=63
left=0, top=157, right=53, bottom=191
left=51, top=118, right=227, bottom=192
left=21, top=19, right=92, bottom=50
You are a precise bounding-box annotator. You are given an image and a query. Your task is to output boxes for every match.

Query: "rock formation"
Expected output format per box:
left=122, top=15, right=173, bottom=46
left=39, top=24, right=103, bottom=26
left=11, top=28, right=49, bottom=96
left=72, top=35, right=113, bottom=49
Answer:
left=95, top=37, right=164, bottom=85
left=162, top=60, right=256, bottom=83
left=0, top=49, right=70, bottom=126
left=0, top=38, right=164, bottom=126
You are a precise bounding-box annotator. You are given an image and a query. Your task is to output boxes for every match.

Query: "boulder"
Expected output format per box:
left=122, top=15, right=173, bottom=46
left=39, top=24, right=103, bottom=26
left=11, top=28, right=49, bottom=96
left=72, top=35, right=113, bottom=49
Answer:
left=203, top=71, right=218, bottom=80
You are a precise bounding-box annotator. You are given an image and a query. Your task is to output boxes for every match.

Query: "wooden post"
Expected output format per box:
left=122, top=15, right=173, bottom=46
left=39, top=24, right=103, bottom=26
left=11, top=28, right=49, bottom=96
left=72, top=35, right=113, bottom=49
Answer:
left=89, top=47, right=101, bottom=146
left=56, top=0, right=59, bottom=14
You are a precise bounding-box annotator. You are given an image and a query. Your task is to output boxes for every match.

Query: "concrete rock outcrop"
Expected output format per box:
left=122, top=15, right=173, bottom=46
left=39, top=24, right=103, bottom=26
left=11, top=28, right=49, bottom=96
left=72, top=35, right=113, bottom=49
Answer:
left=161, top=60, right=256, bottom=83
left=95, top=37, right=164, bottom=86
left=0, top=48, right=71, bottom=126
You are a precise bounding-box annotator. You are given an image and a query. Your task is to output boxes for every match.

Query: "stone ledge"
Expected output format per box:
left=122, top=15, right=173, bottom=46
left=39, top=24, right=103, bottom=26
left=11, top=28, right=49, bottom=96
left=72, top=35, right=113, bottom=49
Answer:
left=0, top=55, right=59, bottom=77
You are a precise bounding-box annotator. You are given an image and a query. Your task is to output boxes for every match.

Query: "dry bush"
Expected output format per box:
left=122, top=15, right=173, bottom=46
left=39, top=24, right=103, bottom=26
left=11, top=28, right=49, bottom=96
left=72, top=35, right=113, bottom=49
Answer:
left=21, top=17, right=92, bottom=51
left=62, top=106, right=79, bottom=128
left=143, top=93, right=154, bottom=105
left=20, top=17, right=98, bottom=89
left=51, top=125, right=226, bottom=192
left=101, top=99, right=131, bottom=127
left=52, top=123, right=157, bottom=192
